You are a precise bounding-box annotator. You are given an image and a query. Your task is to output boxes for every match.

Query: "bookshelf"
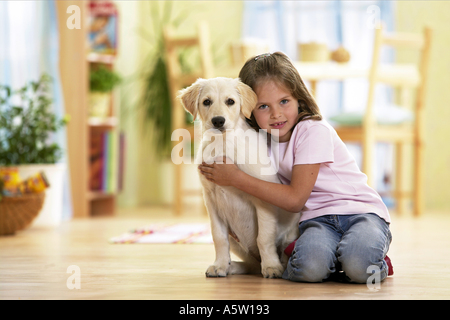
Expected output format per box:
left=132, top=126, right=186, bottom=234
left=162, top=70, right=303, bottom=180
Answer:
left=56, top=1, right=120, bottom=217
left=88, top=58, right=119, bottom=216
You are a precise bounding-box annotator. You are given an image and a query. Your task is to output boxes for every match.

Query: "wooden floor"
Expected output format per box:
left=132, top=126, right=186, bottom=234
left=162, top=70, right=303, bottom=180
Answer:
left=1, top=204, right=450, bottom=300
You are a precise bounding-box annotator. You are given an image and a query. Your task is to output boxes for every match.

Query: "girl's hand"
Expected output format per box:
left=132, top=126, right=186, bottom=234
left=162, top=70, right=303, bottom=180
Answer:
left=198, top=157, right=240, bottom=187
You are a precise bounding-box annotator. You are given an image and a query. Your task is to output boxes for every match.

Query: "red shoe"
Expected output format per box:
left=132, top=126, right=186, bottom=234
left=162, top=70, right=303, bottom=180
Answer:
left=284, top=240, right=394, bottom=276
left=283, top=240, right=296, bottom=257
left=385, top=255, right=394, bottom=276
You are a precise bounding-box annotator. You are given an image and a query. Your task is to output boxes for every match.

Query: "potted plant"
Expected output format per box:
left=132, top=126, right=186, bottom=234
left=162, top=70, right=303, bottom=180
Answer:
left=140, top=1, right=195, bottom=157
left=0, top=73, right=69, bottom=227
left=89, top=65, right=121, bottom=118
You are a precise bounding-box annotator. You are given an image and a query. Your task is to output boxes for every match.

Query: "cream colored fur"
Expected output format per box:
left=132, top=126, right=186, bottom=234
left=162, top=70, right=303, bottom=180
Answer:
left=178, top=77, right=300, bottom=278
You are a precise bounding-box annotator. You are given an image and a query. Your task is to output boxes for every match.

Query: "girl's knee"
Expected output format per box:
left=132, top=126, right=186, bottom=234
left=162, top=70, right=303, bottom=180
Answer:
left=341, top=258, right=371, bottom=283
left=340, top=255, right=387, bottom=284
left=283, top=251, right=335, bottom=283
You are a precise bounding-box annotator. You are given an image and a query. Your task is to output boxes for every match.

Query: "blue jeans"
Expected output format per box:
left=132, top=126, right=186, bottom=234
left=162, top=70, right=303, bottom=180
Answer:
left=282, top=213, right=392, bottom=283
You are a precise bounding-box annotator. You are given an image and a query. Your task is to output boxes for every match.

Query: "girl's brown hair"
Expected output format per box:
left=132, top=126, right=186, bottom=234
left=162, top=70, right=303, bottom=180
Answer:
left=239, top=51, right=322, bottom=130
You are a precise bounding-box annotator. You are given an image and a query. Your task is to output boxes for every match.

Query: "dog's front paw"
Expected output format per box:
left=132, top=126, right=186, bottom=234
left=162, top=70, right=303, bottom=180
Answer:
left=262, top=264, right=284, bottom=279
left=206, top=264, right=228, bottom=277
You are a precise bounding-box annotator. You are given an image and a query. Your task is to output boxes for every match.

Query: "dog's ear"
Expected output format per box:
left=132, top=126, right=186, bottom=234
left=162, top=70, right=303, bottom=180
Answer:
left=178, top=78, right=205, bottom=121
left=236, top=79, right=257, bottom=119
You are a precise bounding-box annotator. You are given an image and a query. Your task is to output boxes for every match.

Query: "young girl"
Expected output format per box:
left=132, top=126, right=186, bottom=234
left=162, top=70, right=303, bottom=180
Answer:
left=198, top=52, right=392, bottom=284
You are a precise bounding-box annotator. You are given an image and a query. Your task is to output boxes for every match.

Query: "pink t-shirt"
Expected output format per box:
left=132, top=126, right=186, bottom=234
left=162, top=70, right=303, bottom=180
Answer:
left=270, top=119, right=391, bottom=223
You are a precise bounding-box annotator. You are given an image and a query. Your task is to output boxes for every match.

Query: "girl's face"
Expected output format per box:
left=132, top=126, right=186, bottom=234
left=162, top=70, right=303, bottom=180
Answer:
left=253, top=80, right=299, bottom=142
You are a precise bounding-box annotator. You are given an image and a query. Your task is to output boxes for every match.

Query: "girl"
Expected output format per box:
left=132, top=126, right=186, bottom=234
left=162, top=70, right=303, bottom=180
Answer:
left=198, top=52, right=392, bottom=283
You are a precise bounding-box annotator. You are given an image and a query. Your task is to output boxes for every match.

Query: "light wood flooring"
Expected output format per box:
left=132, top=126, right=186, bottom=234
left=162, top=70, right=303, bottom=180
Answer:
left=1, top=204, right=450, bottom=300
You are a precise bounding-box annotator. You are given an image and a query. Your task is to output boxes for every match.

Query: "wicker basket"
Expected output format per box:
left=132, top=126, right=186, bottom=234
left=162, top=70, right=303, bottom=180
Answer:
left=0, top=192, right=45, bottom=235
left=298, top=42, right=330, bottom=62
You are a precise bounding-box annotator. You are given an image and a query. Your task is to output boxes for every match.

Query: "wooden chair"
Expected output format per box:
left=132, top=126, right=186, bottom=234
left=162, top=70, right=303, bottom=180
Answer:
left=332, top=26, right=432, bottom=216
left=163, top=21, right=214, bottom=215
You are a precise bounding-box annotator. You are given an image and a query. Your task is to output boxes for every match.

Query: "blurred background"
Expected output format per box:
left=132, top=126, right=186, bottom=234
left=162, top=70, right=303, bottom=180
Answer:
left=1, top=0, right=449, bottom=226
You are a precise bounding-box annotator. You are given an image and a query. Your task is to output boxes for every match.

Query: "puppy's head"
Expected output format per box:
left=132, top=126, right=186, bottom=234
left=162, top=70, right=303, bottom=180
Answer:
left=178, top=77, right=257, bottom=131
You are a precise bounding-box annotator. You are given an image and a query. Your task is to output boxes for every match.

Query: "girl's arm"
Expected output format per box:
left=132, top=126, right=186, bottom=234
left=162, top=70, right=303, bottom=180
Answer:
left=198, top=158, right=319, bottom=213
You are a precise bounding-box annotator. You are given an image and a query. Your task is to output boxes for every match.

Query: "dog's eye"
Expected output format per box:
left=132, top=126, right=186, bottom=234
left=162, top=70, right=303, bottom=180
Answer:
left=226, top=99, right=235, bottom=106
left=203, top=99, right=212, bottom=106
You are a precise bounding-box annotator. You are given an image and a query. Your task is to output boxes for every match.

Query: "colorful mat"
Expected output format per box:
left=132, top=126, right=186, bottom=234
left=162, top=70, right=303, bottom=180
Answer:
left=109, top=223, right=213, bottom=244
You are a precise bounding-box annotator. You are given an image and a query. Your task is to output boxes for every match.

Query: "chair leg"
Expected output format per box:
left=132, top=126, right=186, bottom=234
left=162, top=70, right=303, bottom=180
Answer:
left=362, top=130, right=375, bottom=188
left=413, top=137, right=424, bottom=217
left=395, top=142, right=407, bottom=215
left=174, top=163, right=182, bottom=215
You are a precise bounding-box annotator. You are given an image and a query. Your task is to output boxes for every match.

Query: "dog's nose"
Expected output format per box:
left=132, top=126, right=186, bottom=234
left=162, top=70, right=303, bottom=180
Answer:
left=211, top=116, right=226, bottom=128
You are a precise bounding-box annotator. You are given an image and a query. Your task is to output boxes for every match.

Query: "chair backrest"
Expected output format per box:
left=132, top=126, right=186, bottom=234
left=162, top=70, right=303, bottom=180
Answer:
left=365, top=25, right=432, bottom=126
left=163, top=21, right=214, bottom=132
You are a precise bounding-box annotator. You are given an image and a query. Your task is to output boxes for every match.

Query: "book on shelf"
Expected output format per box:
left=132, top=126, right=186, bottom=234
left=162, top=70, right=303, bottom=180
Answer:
left=88, top=0, right=118, bottom=56
left=89, top=130, right=123, bottom=194
left=89, top=130, right=103, bottom=191
left=118, top=132, right=125, bottom=192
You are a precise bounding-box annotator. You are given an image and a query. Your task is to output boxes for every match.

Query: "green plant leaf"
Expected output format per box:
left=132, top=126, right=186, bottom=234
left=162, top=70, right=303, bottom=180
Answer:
left=136, top=3, right=206, bottom=158
left=0, top=73, right=68, bottom=165
left=89, top=65, right=122, bottom=92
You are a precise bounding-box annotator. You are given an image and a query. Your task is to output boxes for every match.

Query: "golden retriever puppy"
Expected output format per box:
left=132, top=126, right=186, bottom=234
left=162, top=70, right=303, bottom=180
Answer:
left=178, top=77, right=299, bottom=278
